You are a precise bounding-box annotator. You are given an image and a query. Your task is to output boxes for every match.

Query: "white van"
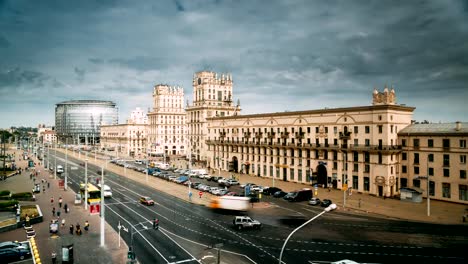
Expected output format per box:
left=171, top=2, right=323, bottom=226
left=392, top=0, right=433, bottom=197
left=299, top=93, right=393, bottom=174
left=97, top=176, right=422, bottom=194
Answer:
left=56, top=165, right=64, bottom=174
left=98, top=184, right=113, bottom=198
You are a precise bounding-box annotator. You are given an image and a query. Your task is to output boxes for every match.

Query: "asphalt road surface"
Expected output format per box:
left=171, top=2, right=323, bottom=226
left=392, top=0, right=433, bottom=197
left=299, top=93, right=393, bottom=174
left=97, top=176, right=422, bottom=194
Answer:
left=47, top=152, right=468, bottom=264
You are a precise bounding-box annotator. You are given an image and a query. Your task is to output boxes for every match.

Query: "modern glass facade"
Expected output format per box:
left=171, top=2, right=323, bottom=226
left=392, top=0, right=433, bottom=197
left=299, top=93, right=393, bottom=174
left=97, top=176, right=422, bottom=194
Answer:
left=55, top=100, right=118, bottom=144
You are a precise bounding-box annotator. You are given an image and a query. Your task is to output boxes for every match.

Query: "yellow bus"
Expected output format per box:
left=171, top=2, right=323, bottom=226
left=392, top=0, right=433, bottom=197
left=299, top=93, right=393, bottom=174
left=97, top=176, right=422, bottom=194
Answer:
left=79, top=183, right=101, bottom=204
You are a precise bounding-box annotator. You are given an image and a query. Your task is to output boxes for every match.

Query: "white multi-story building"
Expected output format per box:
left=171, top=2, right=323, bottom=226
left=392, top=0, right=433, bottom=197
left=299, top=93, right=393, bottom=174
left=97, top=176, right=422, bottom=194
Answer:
left=147, top=84, right=186, bottom=157
left=129, top=107, right=148, bottom=124
left=100, top=123, right=147, bottom=158
left=398, top=122, right=468, bottom=204
left=186, top=71, right=241, bottom=163
left=206, top=87, right=415, bottom=198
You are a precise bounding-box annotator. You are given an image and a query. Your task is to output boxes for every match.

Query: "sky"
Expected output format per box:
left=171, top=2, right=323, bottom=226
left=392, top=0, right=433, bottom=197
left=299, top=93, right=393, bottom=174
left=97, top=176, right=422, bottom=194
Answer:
left=0, top=0, right=467, bottom=128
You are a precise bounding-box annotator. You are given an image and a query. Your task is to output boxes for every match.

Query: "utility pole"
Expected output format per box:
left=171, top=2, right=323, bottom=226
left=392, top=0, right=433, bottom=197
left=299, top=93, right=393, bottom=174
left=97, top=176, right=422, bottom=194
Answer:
left=100, top=164, right=105, bottom=247
left=85, top=159, right=88, bottom=210
left=65, top=138, right=68, bottom=191
left=54, top=141, right=57, bottom=180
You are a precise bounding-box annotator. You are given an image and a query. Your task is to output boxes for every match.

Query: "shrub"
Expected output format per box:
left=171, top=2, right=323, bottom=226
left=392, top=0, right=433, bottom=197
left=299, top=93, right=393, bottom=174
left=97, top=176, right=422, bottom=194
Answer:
left=11, top=192, right=33, bottom=199
left=0, top=190, right=10, bottom=196
left=0, top=200, right=18, bottom=208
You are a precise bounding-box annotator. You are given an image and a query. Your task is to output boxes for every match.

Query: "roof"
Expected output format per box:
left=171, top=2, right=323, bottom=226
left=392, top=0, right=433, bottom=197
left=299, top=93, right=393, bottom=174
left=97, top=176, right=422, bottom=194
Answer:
left=56, top=100, right=116, bottom=106
left=208, top=104, right=415, bottom=121
left=400, top=187, right=424, bottom=194
left=398, top=122, right=468, bottom=136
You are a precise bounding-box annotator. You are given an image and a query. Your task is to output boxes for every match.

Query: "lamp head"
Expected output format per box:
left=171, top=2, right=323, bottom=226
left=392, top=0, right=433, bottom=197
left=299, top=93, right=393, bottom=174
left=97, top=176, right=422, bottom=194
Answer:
left=325, top=203, right=337, bottom=212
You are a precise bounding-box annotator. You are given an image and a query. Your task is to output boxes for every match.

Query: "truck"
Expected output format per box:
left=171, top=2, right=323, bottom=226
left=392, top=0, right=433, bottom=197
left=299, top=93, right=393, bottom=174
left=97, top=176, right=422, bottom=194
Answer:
left=209, top=196, right=250, bottom=211
left=283, top=188, right=313, bottom=202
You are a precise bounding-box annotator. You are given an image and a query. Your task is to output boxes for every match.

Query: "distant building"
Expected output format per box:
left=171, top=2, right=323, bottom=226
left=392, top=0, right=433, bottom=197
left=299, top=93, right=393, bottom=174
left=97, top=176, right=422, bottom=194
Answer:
left=129, top=107, right=148, bottom=124
left=38, top=126, right=56, bottom=144
left=55, top=100, right=118, bottom=144
left=100, top=123, right=147, bottom=158
left=186, top=71, right=241, bottom=162
left=206, top=87, right=415, bottom=198
left=398, top=122, right=468, bottom=204
left=147, top=84, right=186, bottom=157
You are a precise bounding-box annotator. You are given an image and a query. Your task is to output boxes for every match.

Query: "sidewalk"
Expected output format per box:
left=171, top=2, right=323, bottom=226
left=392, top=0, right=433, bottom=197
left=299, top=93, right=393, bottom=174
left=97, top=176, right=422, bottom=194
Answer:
left=0, top=146, right=129, bottom=264
left=67, top=150, right=468, bottom=225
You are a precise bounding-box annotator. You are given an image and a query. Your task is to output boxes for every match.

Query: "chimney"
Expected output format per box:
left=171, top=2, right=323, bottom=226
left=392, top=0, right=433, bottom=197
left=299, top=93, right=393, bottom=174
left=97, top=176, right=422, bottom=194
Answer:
left=456, top=121, right=461, bottom=131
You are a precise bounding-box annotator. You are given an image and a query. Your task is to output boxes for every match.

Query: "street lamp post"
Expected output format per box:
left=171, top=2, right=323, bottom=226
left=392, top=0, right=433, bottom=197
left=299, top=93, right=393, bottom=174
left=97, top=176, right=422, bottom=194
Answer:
left=65, top=138, right=68, bottom=191
left=85, top=159, right=88, bottom=210
left=279, top=204, right=337, bottom=264
left=54, top=141, right=57, bottom=180
left=100, top=162, right=106, bottom=247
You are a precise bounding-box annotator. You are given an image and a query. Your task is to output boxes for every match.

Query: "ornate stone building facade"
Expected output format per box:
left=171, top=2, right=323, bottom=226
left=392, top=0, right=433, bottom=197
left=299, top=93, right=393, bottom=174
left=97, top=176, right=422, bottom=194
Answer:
left=398, top=122, right=468, bottom=204
left=206, top=87, right=415, bottom=198
left=100, top=123, right=147, bottom=158
left=186, top=71, right=241, bottom=162
left=147, top=85, right=186, bottom=156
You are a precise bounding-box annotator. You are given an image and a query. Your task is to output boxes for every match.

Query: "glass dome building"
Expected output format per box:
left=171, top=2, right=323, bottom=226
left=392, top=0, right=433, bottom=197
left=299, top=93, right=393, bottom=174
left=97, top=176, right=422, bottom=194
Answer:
left=55, top=100, right=118, bottom=144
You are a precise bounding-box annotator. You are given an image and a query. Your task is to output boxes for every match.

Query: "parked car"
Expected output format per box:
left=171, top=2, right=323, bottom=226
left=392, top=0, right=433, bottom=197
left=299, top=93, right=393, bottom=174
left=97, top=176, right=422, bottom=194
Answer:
left=226, top=179, right=239, bottom=186
left=321, top=199, right=333, bottom=207
left=263, top=187, right=282, bottom=195
left=273, top=191, right=287, bottom=198
left=232, top=216, right=262, bottom=230
left=218, top=189, right=229, bottom=196
left=210, top=176, right=222, bottom=182
left=218, top=178, right=228, bottom=184
left=0, top=241, right=29, bottom=250
left=0, top=248, right=31, bottom=262
left=139, top=196, right=155, bottom=206
left=308, top=197, right=321, bottom=206
left=240, top=182, right=255, bottom=188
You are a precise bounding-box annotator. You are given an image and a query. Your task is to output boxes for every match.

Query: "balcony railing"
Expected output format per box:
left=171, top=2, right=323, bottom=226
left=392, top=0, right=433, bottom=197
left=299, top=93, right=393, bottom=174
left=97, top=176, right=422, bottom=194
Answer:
left=280, top=132, right=290, bottom=139
left=339, top=131, right=352, bottom=139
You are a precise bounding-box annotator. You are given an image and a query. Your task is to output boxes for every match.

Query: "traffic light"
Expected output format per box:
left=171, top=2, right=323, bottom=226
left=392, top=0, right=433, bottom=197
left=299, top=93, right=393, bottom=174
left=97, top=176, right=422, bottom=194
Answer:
left=127, top=251, right=135, bottom=260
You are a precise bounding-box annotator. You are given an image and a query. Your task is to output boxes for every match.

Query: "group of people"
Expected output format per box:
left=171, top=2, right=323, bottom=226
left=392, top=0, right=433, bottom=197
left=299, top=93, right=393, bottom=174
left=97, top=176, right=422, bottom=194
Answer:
left=69, top=220, right=89, bottom=235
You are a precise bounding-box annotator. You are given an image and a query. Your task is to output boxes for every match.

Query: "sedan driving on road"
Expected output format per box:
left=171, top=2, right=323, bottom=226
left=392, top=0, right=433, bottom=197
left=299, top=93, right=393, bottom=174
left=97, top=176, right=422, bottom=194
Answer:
left=308, top=197, right=321, bottom=206
left=139, top=196, right=155, bottom=206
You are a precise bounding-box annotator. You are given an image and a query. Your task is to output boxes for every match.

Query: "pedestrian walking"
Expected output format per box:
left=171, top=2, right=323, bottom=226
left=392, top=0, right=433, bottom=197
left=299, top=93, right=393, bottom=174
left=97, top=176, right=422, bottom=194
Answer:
left=47, top=181, right=50, bottom=189
left=59, top=197, right=63, bottom=208
left=50, top=197, right=54, bottom=204
left=84, top=220, right=89, bottom=231
left=69, top=224, right=74, bottom=235
left=76, top=223, right=82, bottom=235
left=52, top=207, right=56, bottom=217
left=25, top=214, right=30, bottom=227
left=61, top=218, right=66, bottom=227
left=51, top=252, right=57, bottom=264
left=42, top=186, right=45, bottom=193
left=57, top=209, right=61, bottom=218
left=64, top=203, right=68, bottom=213
left=199, top=191, right=203, bottom=199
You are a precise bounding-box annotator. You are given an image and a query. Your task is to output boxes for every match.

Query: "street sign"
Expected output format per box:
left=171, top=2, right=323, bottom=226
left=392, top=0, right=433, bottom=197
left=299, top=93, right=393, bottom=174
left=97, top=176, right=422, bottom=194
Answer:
left=90, top=202, right=100, bottom=215
left=342, top=184, right=348, bottom=191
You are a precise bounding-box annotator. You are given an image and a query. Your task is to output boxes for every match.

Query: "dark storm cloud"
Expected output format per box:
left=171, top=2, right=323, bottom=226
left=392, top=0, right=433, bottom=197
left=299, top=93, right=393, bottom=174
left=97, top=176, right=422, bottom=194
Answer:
left=0, top=35, right=9, bottom=47
left=0, top=0, right=467, bottom=127
left=74, top=67, right=86, bottom=82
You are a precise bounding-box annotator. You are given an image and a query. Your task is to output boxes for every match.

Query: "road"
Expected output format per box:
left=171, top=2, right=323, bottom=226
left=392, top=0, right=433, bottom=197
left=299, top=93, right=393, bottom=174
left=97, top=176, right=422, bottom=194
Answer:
left=46, top=151, right=468, bottom=264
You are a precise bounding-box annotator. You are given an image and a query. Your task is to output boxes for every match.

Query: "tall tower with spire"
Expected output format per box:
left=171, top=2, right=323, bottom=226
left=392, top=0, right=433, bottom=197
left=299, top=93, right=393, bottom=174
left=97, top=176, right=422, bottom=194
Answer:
left=186, top=71, right=241, bottom=161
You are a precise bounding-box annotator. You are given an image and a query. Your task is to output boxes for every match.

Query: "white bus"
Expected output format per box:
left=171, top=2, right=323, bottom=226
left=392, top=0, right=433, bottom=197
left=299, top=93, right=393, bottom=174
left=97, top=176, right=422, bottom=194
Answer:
left=56, top=165, right=64, bottom=174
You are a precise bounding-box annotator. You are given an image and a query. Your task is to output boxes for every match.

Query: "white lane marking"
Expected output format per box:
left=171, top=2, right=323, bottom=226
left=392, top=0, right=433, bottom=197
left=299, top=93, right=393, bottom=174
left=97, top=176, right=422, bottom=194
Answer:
left=170, top=258, right=197, bottom=264
left=164, top=227, right=257, bottom=264
left=105, top=205, right=170, bottom=263
left=105, top=190, right=200, bottom=263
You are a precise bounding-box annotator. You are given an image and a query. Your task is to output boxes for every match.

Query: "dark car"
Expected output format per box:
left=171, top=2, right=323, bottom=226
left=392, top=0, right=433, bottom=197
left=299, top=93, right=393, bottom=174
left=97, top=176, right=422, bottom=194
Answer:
left=139, top=196, right=155, bottom=206
left=0, top=248, right=31, bottom=262
left=263, top=187, right=282, bottom=195
left=0, top=241, right=29, bottom=250
left=321, top=199, right=332, bottom=207
left=273, top=191, right=287, bottom=198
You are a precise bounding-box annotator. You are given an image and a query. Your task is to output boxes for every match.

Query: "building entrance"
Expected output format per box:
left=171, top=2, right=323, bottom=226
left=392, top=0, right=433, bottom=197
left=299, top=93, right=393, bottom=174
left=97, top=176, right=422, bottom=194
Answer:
left=317, top=164, right=327, bottom=186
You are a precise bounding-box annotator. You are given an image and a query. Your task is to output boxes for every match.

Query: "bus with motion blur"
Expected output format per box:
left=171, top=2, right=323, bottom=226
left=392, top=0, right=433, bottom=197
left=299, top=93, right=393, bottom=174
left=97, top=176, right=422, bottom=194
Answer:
left=209, top=196, right=250, bottom=211
left=79, top=183, right=101, bottom=204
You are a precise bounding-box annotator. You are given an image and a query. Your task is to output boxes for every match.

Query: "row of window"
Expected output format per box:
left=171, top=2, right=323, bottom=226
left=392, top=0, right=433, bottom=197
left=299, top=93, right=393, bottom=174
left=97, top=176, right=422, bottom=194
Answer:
left=212, top=124, right=397, bottom=135
left=402, top=165, right=466, bottom=179
left=402, top=138, right=467, bottom=148
left=405, top=180, right=468, bottom=201
left=402, top=153, right=467, bottom=165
